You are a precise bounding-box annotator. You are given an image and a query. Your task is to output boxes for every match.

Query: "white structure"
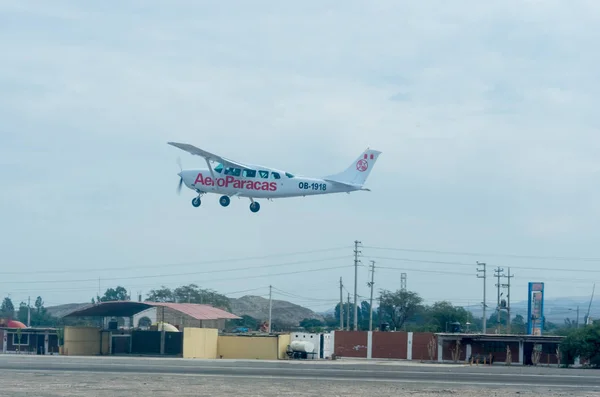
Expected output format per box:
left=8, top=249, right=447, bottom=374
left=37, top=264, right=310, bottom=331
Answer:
left=290, top=332, right=321, bottom=359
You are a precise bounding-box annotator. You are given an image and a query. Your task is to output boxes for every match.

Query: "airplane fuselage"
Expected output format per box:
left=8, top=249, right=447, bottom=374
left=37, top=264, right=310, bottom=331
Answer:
left=179, top=169, right=356, bottom=199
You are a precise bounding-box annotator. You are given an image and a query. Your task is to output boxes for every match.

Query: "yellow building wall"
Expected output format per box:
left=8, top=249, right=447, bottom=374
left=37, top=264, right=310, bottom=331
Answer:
left=217, top=335, right=279, bottom=360
left=63, top=327, right=101, bottom=356
left=277, top=334, right=291, bottom=359
left=183, top=328, right=218, bottom=359
left=100, top=331, right=110, bottom=355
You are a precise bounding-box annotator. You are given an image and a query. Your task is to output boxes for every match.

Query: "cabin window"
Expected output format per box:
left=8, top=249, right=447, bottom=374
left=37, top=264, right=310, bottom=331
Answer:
left=259, top=170, right=269, bottom=178
left=243, top=169, right=256, bottom=178
left=214, top=164, right=223, bottom=173
left=224, top=167, right=241, bottom=176
left=271, top=172, right=281, bottom=179
left=285, top=172, right=295, bottom=178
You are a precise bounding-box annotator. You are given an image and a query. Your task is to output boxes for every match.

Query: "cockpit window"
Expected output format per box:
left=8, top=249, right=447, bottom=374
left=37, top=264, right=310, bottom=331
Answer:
left=259, top=170, right=269, bottom=178
left=214, top=164, right=223, bottom=173
left=271, top=172, right=281, bottom=179
left=285, top=172, right=295, bottom=178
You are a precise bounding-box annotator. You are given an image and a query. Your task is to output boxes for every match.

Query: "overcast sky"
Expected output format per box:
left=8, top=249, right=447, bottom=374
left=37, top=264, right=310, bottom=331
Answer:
left=1, top=1, right=599, bottom=316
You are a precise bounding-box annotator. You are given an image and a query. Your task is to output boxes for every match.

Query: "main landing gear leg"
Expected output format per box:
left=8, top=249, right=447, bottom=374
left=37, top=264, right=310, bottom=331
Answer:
left=192, top=191, right=204, bottom=208
left=249, top=198, right=260, bottom=213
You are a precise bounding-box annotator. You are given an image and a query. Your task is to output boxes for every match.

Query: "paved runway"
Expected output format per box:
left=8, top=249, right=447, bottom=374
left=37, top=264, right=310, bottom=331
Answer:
left=1, top=355, right=599, bottom=396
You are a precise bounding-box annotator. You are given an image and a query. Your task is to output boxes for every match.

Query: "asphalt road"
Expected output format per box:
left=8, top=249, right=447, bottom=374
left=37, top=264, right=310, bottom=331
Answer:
left=1, top=355, right=599, bottom=396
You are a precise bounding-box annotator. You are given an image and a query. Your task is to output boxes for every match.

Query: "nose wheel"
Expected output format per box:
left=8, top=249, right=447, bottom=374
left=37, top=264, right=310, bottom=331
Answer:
left=249, top=201, right=260, bottom=213
left=191, top=197, right=201, bottom=207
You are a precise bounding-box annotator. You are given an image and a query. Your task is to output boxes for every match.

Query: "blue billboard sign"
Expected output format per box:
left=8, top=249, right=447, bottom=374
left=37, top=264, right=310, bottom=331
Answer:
left=527, top=282, right=544, bottom=335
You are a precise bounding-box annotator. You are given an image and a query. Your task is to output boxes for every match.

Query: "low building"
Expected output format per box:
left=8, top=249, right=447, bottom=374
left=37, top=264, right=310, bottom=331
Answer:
left=61, top=300, right=240, bottom=356
left=436, top=332, right=565, bottom=365
left=1, top=327, right=59, bottom=355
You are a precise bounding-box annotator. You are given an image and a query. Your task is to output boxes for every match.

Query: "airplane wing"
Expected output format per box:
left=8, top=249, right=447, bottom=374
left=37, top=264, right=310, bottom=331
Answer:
left=167, top=142, right=253, bottom=170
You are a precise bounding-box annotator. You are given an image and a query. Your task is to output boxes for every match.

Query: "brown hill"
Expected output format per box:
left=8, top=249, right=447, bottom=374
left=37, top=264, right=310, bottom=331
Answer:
left=230, top=295, right=324, bottom=326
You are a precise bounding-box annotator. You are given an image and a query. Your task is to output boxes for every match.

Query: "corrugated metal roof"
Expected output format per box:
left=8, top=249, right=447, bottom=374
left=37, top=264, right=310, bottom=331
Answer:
left=149, top=302, right=241, bottom=320
left=62, top=300, right=241, bottom=320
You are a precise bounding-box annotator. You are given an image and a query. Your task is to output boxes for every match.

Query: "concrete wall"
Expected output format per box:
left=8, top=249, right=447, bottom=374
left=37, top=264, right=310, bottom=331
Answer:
left=183, top=328, right=218, bottom=359
left=217, top=335, right=279, bottom=360
left=333, top=331, right=369, bottom=358
left=63, top=327, right=101, bottom=356
left=333, top=331, right=437, bottom=361
left=277, top=334, right=291, bottom=359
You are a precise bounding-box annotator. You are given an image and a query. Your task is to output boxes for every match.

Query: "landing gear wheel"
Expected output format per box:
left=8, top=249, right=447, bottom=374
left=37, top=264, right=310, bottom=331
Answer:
left=249, top=202, right=260, bottom=213
left=219, top=196, right=230, bottom=207
left=192, top=197, right=201, bottom=207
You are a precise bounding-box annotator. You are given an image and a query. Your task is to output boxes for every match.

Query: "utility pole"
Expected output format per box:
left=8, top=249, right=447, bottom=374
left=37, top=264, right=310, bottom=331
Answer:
left=339, top=277, right=344, bottom=330
left=400, top=273, right=407, bottom=291
left=477, top=262, right=487, bottom=334
left=353, top=240, right=362, bottom=331
left=501, top=268, right=514, bottom=333
left=268, top=285, right=272, bottom=334
left=494, top=267, right=504, bottom=328
left=27, top=296, right=31, bottom=327
left=368, top=261, right=375, bottom=331
left=347, top=293, right=351, bottom=331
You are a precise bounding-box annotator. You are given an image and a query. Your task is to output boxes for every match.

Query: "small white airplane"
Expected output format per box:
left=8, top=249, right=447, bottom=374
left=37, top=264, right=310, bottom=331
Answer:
left=168, top=142, right=381, bottom=213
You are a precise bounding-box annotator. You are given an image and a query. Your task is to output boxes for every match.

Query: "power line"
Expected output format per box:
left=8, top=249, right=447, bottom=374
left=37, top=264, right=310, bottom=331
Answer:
left=4, top=264, right=354, bottom=293
left=366, top=255, right=600, bottom=276
left=364, top=245, right=600, bottom=263
left=0, top=246, right=352, bottom=275
left=0, top=256, right=350, bottom=285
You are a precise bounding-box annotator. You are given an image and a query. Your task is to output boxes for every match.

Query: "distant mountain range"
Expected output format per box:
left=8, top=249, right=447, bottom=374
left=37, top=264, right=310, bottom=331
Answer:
left=46, top=295, right=324, bottom=326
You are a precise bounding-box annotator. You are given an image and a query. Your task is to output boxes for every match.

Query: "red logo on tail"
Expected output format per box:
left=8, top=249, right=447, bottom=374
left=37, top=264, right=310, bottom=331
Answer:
left=356, top=159, right=368, bottom=172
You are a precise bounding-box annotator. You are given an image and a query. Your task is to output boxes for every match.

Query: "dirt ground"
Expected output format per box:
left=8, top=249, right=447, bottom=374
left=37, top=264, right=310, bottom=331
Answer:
left=1, top=371, right=599, bottom=397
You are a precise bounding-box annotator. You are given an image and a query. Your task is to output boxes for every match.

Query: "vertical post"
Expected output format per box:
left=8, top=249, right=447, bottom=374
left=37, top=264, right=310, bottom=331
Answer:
left=160, top=306, right=165, bottom=355
left=339, top=277, right=344, bottom=330
left=368, top=260, right=375, bottom=331
left=477, top=262, right=487, bottom=334
left=347, top=293, right=350, bottom=331
left=500, top=267, right=514, bottom=333
left=494, top=267, right=504, bottom=328
left=27, top=297, right=31, bottom=327
left=268, top=285, right=272, bottom=333
left=576, top=305, right=580, bottom=328
left=353, top=240, right=361, bottom=331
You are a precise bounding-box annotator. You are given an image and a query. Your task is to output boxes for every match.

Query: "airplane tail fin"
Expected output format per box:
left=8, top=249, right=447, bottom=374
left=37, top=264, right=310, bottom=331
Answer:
left=324, top=148, right=382, bottom=186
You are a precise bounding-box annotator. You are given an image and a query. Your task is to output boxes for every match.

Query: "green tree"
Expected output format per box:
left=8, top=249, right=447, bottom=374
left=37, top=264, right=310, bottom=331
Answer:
left=511, top=314, right=527, bottom=334
left=425, top=301, right=470, bottom=332
left=173, top=284, right=231, bottom=310
left=146, top=286, right=174, bottom=302
left=0, top=297, right=15, bottom=319
left=231, top=315, right=259, bottom=331
left=559, top=324, right=600, bottom=367
left=379, top=289, right=423, bottom=330
left=299, top=318, right=324, bottom=332
left=100, top=286, right=129, bottom=302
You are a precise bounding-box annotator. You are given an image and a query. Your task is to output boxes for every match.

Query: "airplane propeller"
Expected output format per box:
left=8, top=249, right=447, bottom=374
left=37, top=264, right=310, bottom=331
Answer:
left=176, top=157, right=183, bottom=195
